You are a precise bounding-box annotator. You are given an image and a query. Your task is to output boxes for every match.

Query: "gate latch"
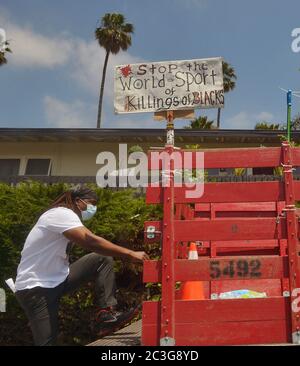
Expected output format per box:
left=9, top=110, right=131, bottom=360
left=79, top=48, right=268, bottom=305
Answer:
left=145, top=225, right=157, bottom=239
left=145, top=225, right=162, bottom=240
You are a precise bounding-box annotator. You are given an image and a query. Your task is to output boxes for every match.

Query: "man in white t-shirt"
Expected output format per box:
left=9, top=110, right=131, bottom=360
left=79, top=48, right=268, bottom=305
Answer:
left=15, top=186, right=149, bottom=346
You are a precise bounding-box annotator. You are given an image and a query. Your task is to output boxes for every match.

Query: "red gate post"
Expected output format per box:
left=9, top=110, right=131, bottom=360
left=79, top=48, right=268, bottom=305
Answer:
left=160, top=111, right=176, bottom=346
left=282, top=141, right=300, bottom=344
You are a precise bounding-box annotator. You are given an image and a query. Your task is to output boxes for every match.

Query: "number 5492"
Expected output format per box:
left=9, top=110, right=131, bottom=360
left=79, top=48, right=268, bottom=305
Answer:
left=210, top=259, right=261, bottom=279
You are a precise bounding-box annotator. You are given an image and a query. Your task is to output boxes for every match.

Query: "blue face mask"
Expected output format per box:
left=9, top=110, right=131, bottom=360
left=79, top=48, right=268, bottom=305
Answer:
left=80, top=200, right=97, bottom=221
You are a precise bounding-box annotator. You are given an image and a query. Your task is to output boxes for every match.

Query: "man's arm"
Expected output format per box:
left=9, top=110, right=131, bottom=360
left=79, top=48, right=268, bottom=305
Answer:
left=63, top=226, right=149, bottom=263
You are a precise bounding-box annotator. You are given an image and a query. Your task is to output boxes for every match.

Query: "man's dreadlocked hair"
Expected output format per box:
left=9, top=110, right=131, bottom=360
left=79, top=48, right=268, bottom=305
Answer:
left=49, top=185, right=98, bottom=211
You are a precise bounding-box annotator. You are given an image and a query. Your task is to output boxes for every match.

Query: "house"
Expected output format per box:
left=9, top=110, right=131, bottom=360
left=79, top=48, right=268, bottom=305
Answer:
left=0, top=128, right=298, bottom=184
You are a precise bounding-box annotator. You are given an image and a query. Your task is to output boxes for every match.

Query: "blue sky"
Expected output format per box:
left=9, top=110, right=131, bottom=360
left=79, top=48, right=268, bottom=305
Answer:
left=0, top=0, right=299, bottom=129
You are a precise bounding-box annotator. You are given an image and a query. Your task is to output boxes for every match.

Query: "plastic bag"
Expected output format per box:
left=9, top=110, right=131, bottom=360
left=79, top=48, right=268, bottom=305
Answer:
left=218, top=289, right=267, bottom=299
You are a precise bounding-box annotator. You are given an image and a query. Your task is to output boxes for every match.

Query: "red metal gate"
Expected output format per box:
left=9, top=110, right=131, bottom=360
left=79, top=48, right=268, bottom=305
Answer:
left=142, top=142, right=300, bottom=345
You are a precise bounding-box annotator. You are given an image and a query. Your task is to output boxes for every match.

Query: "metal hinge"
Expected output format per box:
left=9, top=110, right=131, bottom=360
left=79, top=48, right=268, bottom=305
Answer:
left=292, top=331, right=300, bottom=344
left=160, top=337, right=175, bottom=346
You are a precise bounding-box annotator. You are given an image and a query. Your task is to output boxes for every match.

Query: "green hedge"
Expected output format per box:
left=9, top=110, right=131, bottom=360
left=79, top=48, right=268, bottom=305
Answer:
left=0, top=182, right=161, bottom=345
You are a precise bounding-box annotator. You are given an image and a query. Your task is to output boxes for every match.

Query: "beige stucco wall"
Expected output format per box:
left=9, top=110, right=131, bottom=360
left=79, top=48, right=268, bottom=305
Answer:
left=0, top=141, right=157, bottom=176
left=0, top=140, right=279, bottom=176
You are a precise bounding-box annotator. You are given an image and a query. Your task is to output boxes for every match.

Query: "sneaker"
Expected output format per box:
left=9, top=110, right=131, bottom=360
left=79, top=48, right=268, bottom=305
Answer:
left=95, top=305, right=140, bottom=337
left=96, top=306, right=119, bottom=323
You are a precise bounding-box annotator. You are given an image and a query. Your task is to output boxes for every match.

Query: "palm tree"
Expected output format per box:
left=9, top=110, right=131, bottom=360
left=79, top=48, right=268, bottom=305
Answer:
left=95, top=13, right=134, bottom=128
left=184, top=116, right=215, bottom=129
left=0, top=52, right=7, bottom=66
left=291, top=114, right=300, bottom=130
left=217, top=61, right=237, bottom=128
left=255, top=122, right=281, bottom=130
left=0, top=41, right=12, bottom=67
left=184, top=116, right=214, bottom=150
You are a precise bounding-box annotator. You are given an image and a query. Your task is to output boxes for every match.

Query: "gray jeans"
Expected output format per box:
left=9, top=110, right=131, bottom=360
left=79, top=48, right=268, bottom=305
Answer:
left=16, top=253, right=117, bottom=346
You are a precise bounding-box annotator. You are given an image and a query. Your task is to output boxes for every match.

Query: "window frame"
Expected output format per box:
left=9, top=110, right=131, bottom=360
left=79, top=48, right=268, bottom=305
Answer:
left=0, top=156, right=22, bottom=176
left=24, top=157, right=52, bottom=176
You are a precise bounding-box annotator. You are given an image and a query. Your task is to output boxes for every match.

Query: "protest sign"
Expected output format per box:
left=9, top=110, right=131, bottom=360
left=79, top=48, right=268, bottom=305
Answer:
left=114, top=57, right=224, bottom=114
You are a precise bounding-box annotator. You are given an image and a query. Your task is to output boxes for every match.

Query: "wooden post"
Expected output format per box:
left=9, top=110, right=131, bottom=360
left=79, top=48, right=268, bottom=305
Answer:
left=160, top=110, right=176, bottom=345
left=166, top=111, right=175, bottom=147
left=282, top=141, right=300, bottom=344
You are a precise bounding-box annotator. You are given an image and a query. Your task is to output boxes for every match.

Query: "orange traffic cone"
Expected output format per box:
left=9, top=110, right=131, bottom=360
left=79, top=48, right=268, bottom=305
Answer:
left=180, top=242, right=205, bottom=300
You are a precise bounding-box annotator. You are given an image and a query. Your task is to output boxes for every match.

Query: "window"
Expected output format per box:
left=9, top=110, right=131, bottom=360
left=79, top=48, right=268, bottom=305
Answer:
left=0, top=159, right=20, bottom=176
left=207, top=168, right=220, bottom=176
left=219, top=168, right=234, bottom=176
left=25, top=159, right=51, bottom=175
left=252, top=167, right=274, bottom=175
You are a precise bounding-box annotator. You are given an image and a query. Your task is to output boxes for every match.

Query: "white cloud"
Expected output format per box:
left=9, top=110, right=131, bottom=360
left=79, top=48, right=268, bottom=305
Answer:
left=66, top=40, right=145, bottom=127
left=44, top=96, right=96, bottom=128
left=109, top=114, right=156, bottom=129
left=1, top=9, right=143, bottom=115
left=0, top=9, right=147, bottom=128
left=225, top=111, right=275, bottom=129
left=43, top=95, right=156, bottom=129
left=255, top=111, right=274, bottom=121
left=70, top=39, right=143, bottom=97
left=0, top=12, right=73, bottom=68
left=225, top=112, right=255, bottom=129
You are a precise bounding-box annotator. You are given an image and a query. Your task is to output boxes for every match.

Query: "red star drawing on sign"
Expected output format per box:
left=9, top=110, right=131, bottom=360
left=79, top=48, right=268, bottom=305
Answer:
left=120, top=65, right=132, bottom=77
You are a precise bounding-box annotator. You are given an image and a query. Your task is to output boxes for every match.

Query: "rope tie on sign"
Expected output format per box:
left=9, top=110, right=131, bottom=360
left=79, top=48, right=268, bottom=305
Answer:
left=281, top=163, right=296, bottom=173
left=275, top=211, right=288, bottom=224
left=282, top=205, right=296, bottom=211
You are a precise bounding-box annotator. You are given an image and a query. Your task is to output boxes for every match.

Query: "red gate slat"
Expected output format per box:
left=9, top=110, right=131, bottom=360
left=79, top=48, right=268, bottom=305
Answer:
left=143, top=297, right=289, bottom=324
left=196, top=202, right=278, bottom=212
left=148, top=147, right=282, bottom=169
left=142, top=321, right=290, bottom=346
left=211, top=239, right=285, bottom=248
left=174, top=218, right=286, bottom=241
left=294, top=181, right=300, bottom=200
left=143, top=256, right=289, bottom=282
left=142, top=298, right=290, bottom=346
left=203, top=147, right=281, bottom=169
left=292, top=147, right=300, bottom=166
left=146, top=181, right=285, bottom=204
left=175, top=321, right=290, bottom=345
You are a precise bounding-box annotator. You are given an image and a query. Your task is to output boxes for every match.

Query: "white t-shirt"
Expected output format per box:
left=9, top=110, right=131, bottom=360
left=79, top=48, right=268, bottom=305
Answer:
left=15, top=207, right=84, bottom=291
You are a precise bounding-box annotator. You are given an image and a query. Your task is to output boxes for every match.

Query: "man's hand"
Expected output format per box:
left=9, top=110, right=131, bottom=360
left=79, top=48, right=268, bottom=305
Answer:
left=128, top=251, right=150, bottom=263
left=64, top=226, right=150, bottom=261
